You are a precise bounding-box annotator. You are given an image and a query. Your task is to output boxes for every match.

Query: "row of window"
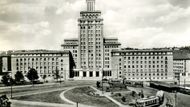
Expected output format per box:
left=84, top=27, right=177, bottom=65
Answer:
left=16, top=62, right=63, bottom=66
left=124, top=69, right=168, bottom=72
left=118, top=52, right=171, bottom=56
left=16, top=66, right=65, bottom=71
left=104, top=65, right=110, bottom=68
left=79, top=21, right=102, bottom=25
left=125, top=73, right=167, bottom=76
left=63, top=46, right=77, bottom=49
left=124, top=60, right=167, bottom=64
left=127, top=77, right=168, bottom=80
left=13, top=53, right=65, bottom=57
left=123, top=56, right=168, bottom=60
left=105, top=46, right=118, bottom=48
left=125, top=64, right=168, bottom=68
left=74, top=71, right=100, bottom=77
left=16, top=58, right=63, bottom=62
left=80, top=30, right=101, bottom=33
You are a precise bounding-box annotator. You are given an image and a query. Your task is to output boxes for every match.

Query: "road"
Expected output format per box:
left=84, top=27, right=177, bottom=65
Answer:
left=0, top=80, right=96, bottom=107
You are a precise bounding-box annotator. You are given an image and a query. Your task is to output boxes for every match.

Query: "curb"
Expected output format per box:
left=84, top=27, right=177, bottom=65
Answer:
left=10, top=99, right=74, bottom=107
left=60, top=87, right=76, bottom=105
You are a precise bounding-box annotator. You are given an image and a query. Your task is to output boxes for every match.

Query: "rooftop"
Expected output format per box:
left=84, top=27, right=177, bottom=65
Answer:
left=7, top=50, right=70, bottom=55
left=173, top=50, right=190, bottom=60
left=112, top=49, right=173, bottom=53
left=64, top=38, right=78, bottom=41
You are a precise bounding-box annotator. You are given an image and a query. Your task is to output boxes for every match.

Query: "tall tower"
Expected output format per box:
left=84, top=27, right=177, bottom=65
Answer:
left=78, top=0, right=104, bottom=78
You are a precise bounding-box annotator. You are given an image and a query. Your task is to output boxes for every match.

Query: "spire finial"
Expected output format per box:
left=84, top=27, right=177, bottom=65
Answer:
left=86, top=0, right=95, bottom=11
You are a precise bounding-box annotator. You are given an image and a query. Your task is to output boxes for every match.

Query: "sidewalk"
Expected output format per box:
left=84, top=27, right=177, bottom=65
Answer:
left=0, top=82, right=58, bottom=90
left=11, top=99, right=74, bottom=107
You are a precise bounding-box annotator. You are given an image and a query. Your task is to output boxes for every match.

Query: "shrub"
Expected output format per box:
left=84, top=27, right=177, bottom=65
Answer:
left=121, top=96, right=126, bottom=102
left=96, top=81, right=100, bottom=88
left=131, top=91, right=136, bottom=97
left=118, top=93, right=122, bottom=97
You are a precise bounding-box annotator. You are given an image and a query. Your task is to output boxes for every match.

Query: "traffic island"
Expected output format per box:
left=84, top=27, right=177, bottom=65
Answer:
left=64, top=86, right=118, bottom=107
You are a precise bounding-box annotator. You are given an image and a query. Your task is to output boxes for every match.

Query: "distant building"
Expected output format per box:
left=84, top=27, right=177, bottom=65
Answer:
left=111, top=49, right=174, bottom=82
left=0, top=50, right=75, bottom=80
left=173, top=50, right=190, bottom=85
left=0, top=55, right=11, bottom=75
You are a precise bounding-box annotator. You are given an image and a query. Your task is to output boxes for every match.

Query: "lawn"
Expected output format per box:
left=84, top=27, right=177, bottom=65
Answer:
left=12, top=90, right=68, bottom=104
left=112, top=87, right=157, bottom=105
left=64, top=86, right=118, bottom=107
left=0, top=80, right=96, bottom=95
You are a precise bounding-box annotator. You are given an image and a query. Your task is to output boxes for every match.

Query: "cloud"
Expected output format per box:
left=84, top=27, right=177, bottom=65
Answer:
left=168, top=0, right=190, bottom=8
left=0, top=0, right=189, bottom=51
left=155, top=7, right=190, bottom=24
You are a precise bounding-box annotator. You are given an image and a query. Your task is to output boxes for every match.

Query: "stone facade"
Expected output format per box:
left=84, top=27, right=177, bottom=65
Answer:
left=0, top=50, right=74, bottom=80
left=61, top=0, right=121, bottom=80
left=111, top=49, right=174, bottom=82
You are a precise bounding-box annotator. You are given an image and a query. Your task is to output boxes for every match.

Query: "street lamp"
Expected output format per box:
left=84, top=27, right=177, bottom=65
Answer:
left=117, top=64, right=118, bottom=79
left=102, top=68, right=104, bottom=94
left=8, top=71, right=13, bottom=99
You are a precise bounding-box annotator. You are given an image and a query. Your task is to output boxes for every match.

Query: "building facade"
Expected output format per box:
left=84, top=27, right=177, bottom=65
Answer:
left=111, top=49, right=174, bottom=82
left=77, top=0, right=104, bottom=77
left=173, top=50, right=190, bottom=85
left=103, top=38, right=121, bottom=78
left=0, top=50, right=74, bottom=80
left=61, top=0, right=121, bottom=80
left=61, top=39, right=78, bottom=67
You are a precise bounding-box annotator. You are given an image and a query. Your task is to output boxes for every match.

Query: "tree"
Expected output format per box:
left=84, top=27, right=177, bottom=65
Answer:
left=42, top=75, right=47, bottom=82
left=54, top=67, right=60, bottom=82
left=15, top=71, right=24, bottom=83
left=140, top=90, right=144, bottom=98
left=96, top=81, right=100, bottom=88
left=1, top=74, right=14, bottom=86
left=26, top=68, right=39, bottom=84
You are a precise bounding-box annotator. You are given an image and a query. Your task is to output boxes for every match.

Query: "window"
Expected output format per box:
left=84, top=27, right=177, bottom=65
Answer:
left=96, top=71, right=99, bottom=77
left=83, top=72, right=86, bottom=77
left=74, top=71, right=79, bottom=77
left=90, top=71, right=93, bottom=77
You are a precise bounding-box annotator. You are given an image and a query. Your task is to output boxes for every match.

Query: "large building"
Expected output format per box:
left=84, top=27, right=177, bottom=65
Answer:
left=61, top=38, right=78, bottom=67
left=1, top=0, right=188, bottom=83
left=61, top=0, right=121, bottom=80
left=173, top=50, right=190, bottom=85
left=0, top=50, right=75, bottom=80
left=111, top=49, right=174, bottom=82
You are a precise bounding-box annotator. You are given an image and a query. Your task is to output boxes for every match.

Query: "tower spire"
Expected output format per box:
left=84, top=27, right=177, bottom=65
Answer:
left=86, top=0, right=95, bottom=11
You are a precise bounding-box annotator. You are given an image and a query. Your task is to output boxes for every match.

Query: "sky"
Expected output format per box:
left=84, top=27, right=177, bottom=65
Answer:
left=0, top=0, right=190, bottom=51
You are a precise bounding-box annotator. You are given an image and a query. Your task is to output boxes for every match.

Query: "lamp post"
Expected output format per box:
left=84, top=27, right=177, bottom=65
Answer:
left=11, top=78, right=12, bottom=99
left=116, top=64, right=118, bottom=79
left=174, top=91, right=177, bottom=107
left=9, top=71, right=13, bottom=99
left=102, top=68, right=104, bottom=94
